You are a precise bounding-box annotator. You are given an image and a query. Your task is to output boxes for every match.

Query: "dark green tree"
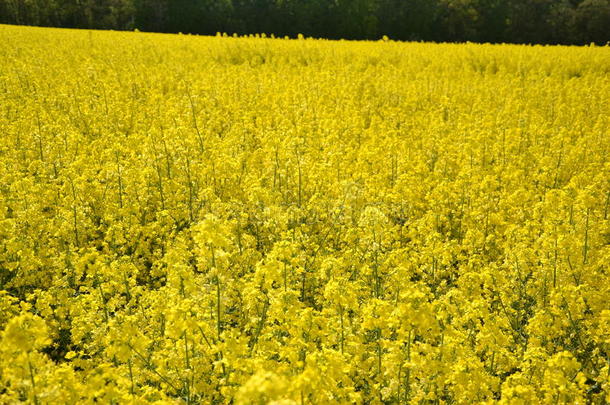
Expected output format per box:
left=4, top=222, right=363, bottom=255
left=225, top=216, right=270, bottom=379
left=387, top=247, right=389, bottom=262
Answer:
left=573, top=0, right=610, bottom=44
left=0, top=0, right=609, bottom=44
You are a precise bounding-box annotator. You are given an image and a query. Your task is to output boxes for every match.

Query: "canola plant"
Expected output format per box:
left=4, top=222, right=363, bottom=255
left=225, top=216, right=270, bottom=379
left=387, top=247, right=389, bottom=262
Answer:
left=0, top=24, right=609, bottom=404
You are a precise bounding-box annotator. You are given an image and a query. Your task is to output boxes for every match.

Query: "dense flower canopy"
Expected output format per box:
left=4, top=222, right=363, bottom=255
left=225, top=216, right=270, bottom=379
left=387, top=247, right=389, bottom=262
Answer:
left=0, top=25, right=609, bottom=404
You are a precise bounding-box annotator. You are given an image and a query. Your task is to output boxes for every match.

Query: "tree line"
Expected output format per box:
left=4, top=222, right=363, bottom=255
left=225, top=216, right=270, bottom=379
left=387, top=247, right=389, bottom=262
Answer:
left=1, top=0, right=608, bottom=45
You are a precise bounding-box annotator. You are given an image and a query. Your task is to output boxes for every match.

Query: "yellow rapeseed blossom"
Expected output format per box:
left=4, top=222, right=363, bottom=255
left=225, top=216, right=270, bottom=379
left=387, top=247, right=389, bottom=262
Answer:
left=0, top=24, right=609, bottom=403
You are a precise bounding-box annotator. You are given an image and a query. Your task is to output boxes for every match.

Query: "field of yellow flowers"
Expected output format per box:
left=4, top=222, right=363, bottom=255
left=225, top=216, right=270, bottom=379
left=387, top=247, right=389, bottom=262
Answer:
left=0, top=24, right=609, bottom=404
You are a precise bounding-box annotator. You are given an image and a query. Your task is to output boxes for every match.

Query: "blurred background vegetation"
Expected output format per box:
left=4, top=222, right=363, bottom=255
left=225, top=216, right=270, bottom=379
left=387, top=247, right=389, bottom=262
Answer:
left=0, top=0, right=608, bottom=44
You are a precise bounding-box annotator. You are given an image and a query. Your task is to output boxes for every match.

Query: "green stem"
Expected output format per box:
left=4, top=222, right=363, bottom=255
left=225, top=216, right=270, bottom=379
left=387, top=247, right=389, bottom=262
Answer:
left=216, top=275, right=222, bottom=340
left=128, top=358, right=135, bottom=396
left=27, top=352, right=39, bottom=405
left=583, top=208, right=590, bottom=265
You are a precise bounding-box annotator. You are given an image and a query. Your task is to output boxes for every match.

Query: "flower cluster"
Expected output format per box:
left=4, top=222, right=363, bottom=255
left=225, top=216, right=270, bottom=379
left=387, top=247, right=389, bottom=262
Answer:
left=0, top=24, right=609, bottom=404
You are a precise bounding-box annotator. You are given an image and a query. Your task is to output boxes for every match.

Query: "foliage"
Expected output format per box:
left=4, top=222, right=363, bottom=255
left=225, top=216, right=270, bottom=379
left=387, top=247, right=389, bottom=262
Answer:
left=0, top=0, right=609, bottom=44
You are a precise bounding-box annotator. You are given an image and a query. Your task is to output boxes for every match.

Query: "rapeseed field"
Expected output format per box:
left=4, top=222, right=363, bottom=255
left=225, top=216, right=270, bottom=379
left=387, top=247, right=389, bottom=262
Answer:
left=0, top=24, right=609, bottom=404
